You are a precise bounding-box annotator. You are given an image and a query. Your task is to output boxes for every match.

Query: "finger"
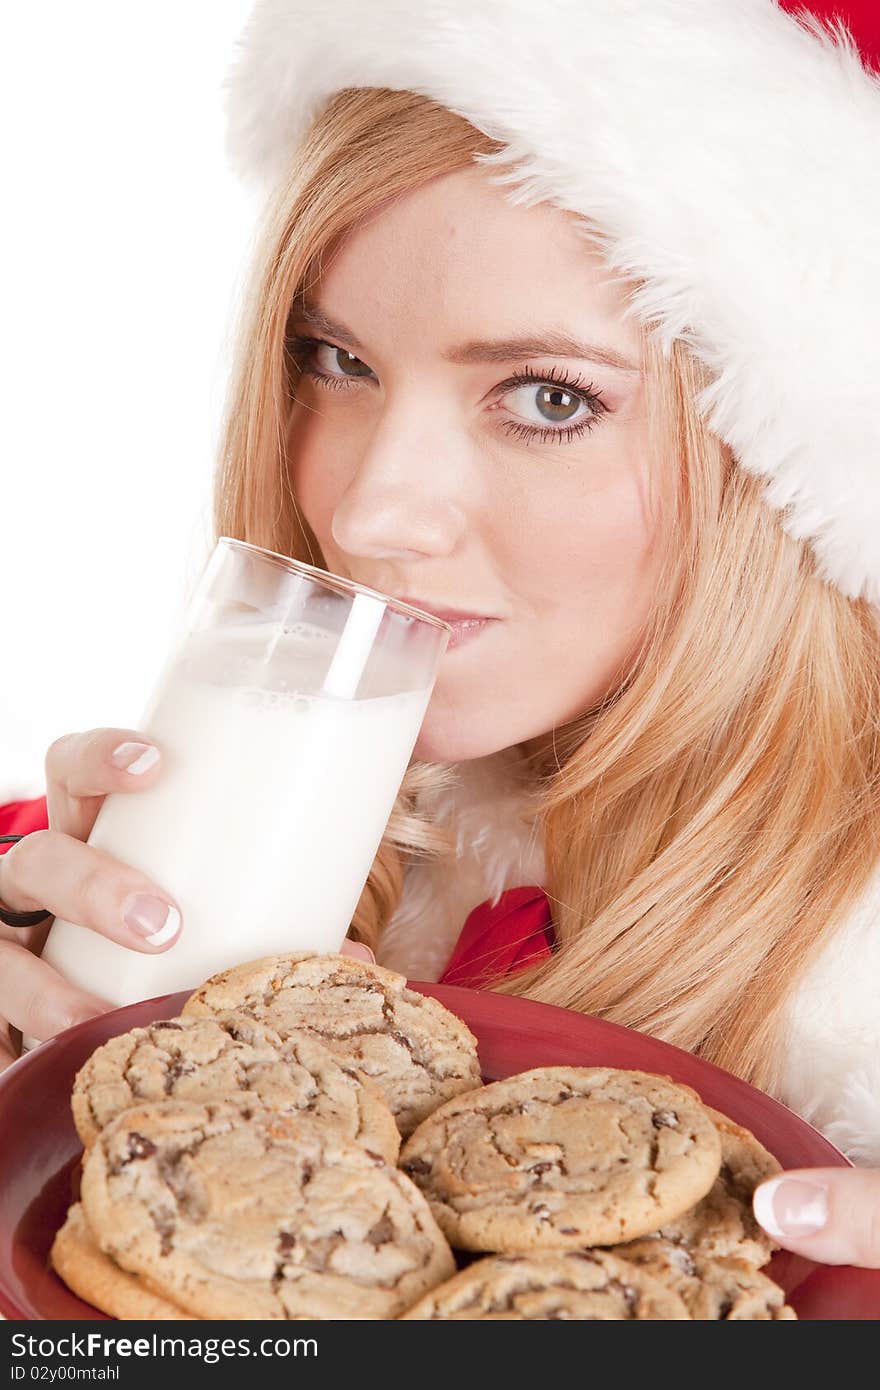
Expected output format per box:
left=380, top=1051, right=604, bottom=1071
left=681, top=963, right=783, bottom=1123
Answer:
left=45, top=728, right=163, bottom=841
left=341, top=939, right=376, bottom=964
left=0, top=830, right=182, bottom=954
left=0, top=1025, right=18, bottom=1073
left=0, top=911, right=53, bottom=957
left=753, top=1168, right=880, bottom=1268
left=0, top=940, right=112, bottom=1044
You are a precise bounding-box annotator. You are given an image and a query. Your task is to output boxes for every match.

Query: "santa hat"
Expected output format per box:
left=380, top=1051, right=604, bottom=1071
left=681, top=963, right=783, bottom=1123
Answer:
left=223, top=0, right=880, bottom=607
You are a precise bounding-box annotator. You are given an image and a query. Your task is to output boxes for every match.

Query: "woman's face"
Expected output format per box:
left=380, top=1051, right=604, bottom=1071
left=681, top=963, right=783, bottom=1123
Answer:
left=288, top=166, right=666, bottom=762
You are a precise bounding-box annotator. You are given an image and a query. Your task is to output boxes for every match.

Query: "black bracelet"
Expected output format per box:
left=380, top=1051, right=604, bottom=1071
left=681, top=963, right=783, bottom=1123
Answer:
left=0, top=835, right=54, bottom=927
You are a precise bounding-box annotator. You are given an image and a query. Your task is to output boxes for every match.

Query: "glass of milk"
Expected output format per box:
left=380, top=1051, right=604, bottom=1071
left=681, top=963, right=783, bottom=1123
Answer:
left=40, top=538, right=451, bottom=1011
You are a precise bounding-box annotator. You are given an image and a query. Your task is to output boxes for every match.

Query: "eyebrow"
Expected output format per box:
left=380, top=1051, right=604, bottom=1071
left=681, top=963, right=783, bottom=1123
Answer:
left=289, top=304, right=640, bottom=374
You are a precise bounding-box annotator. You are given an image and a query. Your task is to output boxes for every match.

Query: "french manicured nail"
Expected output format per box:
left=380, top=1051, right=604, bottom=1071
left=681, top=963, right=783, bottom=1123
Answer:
left=753, top=1176, right=829, bottom=1239
left=123, top=893, right=181, bottom=946
left=111, top=741, right=160, bottom=775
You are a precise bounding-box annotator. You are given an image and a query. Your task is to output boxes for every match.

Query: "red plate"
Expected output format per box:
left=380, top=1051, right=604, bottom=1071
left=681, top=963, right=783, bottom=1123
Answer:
left=1, top=983, right=877, bottom=1321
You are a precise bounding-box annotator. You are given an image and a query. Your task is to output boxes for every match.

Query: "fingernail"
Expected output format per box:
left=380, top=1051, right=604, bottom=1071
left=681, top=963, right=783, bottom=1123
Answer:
left=111, top=742, right=160, bottom=775
left=753, top=1176, right=829, bottom=1239
left=343, top=940, right=376, bottom=963
left=123, top=893, right=181, bottom=946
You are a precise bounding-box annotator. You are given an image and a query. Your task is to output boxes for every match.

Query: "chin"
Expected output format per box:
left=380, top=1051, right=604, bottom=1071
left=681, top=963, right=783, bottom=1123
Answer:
left=412, top=715, right=518, bottom=765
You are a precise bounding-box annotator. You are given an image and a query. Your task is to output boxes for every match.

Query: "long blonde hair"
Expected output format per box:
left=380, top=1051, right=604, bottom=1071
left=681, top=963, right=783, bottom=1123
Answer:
left=213, top=87, right=880, bottom=1088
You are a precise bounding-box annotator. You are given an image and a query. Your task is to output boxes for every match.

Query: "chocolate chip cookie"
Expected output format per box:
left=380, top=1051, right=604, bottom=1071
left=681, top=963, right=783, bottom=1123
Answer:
left=399, top=1066, right=722, bottom=1251
left=51, top=1203, right=197, bottom=1320
left=80, top=1098, right=455, bottom=1320
left=613, top=1237, right=796, bottom=1319
left=182, top=953, right=482, bottom=1137
left=71, top=1013, right=399, bottom=1162
left=655, top=1108, right=782, bottom=1265
left=401, top=1248, right=691, bottom=1319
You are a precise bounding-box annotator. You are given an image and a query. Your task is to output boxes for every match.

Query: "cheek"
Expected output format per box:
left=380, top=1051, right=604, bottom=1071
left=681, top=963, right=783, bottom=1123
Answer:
left=513, top=454, right=660, bottom=623
left=288, top=415, right=348, bottom=545
left=492, top=460, right=662, bottom=733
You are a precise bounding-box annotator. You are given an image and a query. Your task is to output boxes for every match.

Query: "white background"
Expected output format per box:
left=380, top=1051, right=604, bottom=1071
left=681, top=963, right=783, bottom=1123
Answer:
left=0, top=2, right=257, bottom=802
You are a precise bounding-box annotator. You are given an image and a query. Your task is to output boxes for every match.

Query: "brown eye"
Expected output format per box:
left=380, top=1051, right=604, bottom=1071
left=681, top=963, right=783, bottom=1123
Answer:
left=532, top=384, right=581, bottom=424
left=504, top=380, right=594, bottom=430
left=314, top=342, right=373, bottom=379
left=495, top=367, right=607, bottom=445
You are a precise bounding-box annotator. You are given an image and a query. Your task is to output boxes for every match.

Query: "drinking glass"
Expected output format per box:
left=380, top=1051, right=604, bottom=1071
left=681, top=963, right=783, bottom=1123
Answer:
left=40, top=538, right=450, bottom=1012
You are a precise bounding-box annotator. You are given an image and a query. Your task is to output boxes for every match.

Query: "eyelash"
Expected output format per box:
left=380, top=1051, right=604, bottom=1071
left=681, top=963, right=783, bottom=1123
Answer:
left=286, top=336, right=608, bottom=445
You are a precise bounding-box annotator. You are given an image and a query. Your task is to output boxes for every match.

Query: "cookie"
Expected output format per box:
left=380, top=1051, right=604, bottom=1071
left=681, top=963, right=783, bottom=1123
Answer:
left=80, top=1099, right=455, bottom=1320
left=182, top=953, right=482, bottom=1137
left=51, top=1203, right=196, bottom=1320
left=71, top=1012, right=399, bottom=1162
left=655, top=1108, right=781, bottom=1265
left=401, top=1248, right=691, bottom=1319
left=398, top=1066, right=722, bottom=1251
left=613, top=1237, right=796, bottom=1319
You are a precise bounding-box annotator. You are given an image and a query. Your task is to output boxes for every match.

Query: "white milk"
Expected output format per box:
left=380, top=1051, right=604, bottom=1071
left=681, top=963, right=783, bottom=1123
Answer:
left=40, top=621, right=432, bottom=1013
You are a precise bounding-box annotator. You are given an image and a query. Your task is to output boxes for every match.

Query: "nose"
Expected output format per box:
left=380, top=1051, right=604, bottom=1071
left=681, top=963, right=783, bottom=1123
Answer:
left=329, top=403, right=471, bottom=562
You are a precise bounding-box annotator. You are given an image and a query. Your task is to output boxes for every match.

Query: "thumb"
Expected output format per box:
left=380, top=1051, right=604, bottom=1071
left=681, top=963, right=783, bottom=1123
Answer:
left=753, top=1168, right=880, bottom=1268
left=340, top=939, right=376, bottom=965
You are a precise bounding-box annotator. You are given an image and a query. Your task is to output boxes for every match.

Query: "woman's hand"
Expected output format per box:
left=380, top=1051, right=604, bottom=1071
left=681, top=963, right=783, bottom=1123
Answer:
left=0, top=729, right=184, bottom=1066
left=754, top=1168, right=880, bottom=1268
left=0, top=727, right=378, bottom=1070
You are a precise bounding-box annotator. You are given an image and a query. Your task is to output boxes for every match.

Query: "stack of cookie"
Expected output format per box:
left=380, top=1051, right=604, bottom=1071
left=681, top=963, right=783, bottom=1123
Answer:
left=52, top=953, right=482, bottom=1319
left=397, top=1069, right=796, bottom=1319
left=51, top=952, right=796, bottom=1320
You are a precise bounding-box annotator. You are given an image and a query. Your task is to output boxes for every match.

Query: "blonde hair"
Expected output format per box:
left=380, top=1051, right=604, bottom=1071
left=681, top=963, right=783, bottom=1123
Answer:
left=213, top=88, right=880, bottom=1089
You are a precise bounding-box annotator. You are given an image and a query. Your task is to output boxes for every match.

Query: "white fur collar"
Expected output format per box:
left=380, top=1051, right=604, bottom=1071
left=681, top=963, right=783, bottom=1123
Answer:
left=776, top=860, right=880, bottom=1164
left=380, top=751, right=880, bottom=1163
left=378, top=746, right=545, bottom=981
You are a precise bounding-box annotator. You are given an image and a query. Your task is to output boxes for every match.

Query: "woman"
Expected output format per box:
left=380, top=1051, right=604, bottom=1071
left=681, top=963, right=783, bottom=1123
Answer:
left=1, top=0, right=879, bottom=1270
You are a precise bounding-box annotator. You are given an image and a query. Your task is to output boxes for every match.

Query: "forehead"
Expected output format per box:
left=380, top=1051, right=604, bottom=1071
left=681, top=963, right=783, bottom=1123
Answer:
left=315, top=166, right=640, bottom=357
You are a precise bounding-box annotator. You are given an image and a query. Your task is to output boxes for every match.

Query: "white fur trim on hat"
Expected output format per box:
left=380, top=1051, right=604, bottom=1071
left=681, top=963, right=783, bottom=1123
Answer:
left=224, top=0, right=880, bottom=606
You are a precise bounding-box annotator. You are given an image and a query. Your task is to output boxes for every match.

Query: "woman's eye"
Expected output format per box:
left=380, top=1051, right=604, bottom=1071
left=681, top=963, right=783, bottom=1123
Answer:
left=503, top=380, right=595, bottom=429
left=311, top=341, right=374, bottom=379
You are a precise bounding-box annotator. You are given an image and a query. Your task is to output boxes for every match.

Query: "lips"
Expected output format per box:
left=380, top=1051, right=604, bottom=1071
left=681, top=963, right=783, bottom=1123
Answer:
left=394, top=597, right=493, bottom=623
left=444, top=617, right=493, bottom=650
